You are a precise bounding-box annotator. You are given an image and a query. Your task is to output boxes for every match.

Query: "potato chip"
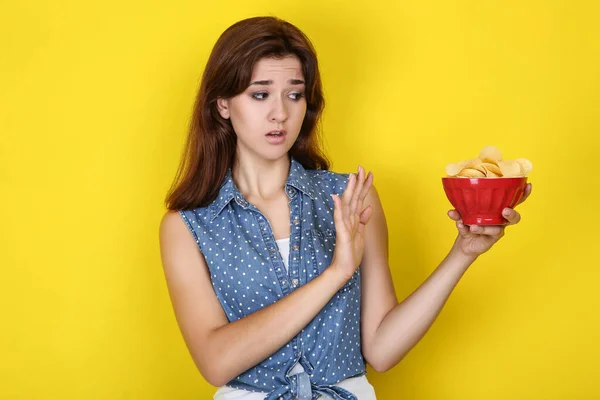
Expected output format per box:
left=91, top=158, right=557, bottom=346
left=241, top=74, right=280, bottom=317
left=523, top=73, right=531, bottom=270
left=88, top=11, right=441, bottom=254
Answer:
left=445, top=146, right=532, bottom=178
left=497, top=160, right=522, bottom=177
left=478, top=145, right=503, bottom=163
left=463, top=158, right=487, bottom=174
left=445, top=160, right=467, bottom=176
left=457, top=168, right=486, bottom=178
left=515, top=158, right=533, bottom=175
left=484, top=170, right=502, bottom=178
left=482, top=162, right=502, bottom=177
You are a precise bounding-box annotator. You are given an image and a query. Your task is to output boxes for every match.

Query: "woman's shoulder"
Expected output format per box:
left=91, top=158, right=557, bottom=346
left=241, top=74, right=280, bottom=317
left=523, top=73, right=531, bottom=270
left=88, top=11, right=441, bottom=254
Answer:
left=159, top=209, right=201, bottom=248
left=176, top=206, right=212, bottom=234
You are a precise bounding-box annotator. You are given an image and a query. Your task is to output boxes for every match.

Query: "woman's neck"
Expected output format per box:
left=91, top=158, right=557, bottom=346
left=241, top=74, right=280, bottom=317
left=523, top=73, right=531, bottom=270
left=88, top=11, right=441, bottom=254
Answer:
left=232, top=154, right=291, bottom=201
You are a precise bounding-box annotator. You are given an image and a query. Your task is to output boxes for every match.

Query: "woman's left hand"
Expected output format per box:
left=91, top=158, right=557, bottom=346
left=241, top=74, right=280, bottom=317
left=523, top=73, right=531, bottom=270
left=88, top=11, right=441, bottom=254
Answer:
left=448, top=183, right=533, bottom=258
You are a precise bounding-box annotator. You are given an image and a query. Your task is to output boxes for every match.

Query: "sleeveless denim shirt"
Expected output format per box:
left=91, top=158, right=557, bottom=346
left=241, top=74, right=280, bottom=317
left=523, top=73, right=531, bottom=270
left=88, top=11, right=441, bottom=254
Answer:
left=179, top=157, right=366, bottom=400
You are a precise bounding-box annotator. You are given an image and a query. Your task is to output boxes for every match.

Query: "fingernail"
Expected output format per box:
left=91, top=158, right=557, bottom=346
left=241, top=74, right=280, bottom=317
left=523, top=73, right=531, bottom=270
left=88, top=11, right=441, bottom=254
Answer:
left=503, top=209, right=511, bottom=216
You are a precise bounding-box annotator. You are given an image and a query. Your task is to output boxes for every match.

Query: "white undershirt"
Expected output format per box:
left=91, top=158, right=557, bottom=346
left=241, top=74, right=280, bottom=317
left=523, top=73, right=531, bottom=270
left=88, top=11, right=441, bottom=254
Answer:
left=213, top=238, right=377, bottom=400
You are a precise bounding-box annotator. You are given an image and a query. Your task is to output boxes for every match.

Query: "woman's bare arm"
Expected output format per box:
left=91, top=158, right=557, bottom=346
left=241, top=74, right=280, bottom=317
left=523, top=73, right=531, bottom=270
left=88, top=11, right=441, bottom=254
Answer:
left=159, top=211, right=349, bottom=387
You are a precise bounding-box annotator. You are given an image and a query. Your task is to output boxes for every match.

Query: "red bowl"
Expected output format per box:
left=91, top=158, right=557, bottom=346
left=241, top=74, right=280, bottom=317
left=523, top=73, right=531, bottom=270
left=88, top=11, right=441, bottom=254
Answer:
left=442, top=177, right=528, bottom=225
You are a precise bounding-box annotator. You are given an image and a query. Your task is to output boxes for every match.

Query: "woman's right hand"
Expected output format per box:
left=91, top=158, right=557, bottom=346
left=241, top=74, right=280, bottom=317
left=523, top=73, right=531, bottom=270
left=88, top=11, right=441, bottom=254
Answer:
left=329, top=165, right=374, bottom=281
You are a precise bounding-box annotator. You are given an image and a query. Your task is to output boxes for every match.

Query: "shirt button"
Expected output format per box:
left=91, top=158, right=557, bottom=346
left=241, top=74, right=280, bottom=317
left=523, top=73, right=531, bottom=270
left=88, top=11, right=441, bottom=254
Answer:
left=282, top=280, right=288, bottom=286
left=293, top=218, right=300, bottom=225
left=269, top=247, right=277, bottom=253
left=292, top=278, right=299, bottom=287
left=292, top=245, right=299, bottom=251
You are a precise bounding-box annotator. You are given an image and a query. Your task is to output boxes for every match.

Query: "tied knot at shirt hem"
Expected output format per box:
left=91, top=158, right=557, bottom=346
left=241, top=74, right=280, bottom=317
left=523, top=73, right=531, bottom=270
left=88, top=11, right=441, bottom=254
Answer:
left=264, top=372, right=358, bottom=400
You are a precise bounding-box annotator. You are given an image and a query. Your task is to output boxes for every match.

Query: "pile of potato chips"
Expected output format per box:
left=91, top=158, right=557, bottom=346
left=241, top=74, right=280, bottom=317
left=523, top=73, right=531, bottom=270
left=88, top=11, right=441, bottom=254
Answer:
left=445, top=146, right=532, bottom=178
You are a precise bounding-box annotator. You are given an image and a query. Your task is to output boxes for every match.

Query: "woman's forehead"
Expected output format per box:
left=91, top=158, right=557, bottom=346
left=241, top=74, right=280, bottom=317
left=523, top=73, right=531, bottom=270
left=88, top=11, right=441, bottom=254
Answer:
left=251, top=56, right=304, bottom=81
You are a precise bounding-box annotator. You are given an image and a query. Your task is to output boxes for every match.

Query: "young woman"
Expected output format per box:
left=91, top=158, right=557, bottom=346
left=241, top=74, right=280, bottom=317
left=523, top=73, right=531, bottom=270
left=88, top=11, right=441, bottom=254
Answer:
left=159, top=16, right=532, bottom=400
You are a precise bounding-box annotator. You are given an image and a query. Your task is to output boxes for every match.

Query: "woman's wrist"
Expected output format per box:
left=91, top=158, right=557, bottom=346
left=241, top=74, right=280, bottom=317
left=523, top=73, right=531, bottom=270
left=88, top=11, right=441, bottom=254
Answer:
left=447, top=242, right=478, bottom=270
left=324, top=262, right=355, bottom=290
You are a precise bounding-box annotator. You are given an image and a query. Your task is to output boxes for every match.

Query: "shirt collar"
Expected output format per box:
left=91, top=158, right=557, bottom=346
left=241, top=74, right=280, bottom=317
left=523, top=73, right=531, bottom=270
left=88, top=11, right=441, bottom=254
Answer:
left=209, top=156, right=318, bottom=220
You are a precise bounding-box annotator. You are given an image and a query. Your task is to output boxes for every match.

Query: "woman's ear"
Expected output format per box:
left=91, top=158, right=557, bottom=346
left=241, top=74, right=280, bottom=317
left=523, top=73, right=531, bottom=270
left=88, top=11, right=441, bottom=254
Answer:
left=216, top=98, right=230, bottom=119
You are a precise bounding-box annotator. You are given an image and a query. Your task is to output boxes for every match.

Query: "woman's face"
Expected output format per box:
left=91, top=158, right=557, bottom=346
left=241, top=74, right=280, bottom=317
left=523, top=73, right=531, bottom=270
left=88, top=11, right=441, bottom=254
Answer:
left=217, top=55, right=307, bottom=162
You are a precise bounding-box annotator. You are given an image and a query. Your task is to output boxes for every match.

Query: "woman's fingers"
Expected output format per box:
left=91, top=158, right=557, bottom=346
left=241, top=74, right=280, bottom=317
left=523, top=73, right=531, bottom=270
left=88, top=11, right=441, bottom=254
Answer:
left=352, top=167, right=374, bottom=221
left=357, top=205, right=373, bottom=235
left=341, top=173, right=355, bottom=223
left=358, top=170, right=374, bottom=204
left=448, top=211, right=469, bottom=234
left=337, top=167, right=375, bottom=235
left=456, top=219, right=469, bottom=235
left=331, top=194, right=341, bottom=221
left=350, top=167, right=365, bottom=217
left=449, top=206, right=522, bottom=228
left=448, top=209, right=461, bottom=221
left=331, top=194, right=347, bottom=239
left=469, top=224, right=505, bottom=237
left=516, top=183, right=532, bottom=206
left=502, top=208, right=522, bottom=225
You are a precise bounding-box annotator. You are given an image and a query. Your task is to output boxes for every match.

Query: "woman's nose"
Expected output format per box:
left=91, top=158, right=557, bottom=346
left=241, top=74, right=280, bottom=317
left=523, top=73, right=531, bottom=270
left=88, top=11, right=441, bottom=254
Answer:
left=269, top=98, right=288, bottom=122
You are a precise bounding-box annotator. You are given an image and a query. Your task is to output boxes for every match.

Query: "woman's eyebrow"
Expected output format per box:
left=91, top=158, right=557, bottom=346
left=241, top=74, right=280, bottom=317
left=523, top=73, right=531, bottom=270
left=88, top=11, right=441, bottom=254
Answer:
left=250, top=79, right=305, bottom=86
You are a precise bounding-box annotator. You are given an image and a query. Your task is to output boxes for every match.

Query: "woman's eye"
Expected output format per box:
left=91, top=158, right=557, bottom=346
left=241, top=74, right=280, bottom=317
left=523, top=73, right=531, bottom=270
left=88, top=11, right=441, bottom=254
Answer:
left=251, top=92, right=304, bottom=101
left=252, top=92, right=268, bottom=100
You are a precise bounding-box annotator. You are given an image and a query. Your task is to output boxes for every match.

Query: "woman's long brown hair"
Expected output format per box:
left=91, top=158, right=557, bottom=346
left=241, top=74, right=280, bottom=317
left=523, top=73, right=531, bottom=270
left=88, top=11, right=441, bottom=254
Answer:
left=165, top=16, right=330, bottom=211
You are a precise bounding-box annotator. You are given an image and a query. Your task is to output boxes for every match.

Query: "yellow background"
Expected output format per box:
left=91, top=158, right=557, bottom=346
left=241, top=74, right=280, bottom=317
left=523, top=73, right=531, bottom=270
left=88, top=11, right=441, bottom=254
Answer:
left=2, top=0, right=599, bottom=399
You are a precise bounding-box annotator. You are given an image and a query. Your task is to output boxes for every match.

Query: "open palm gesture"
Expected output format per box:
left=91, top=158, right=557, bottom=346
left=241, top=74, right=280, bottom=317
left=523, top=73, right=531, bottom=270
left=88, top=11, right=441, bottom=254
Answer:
left=330, top=166, right=374, bottom=281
